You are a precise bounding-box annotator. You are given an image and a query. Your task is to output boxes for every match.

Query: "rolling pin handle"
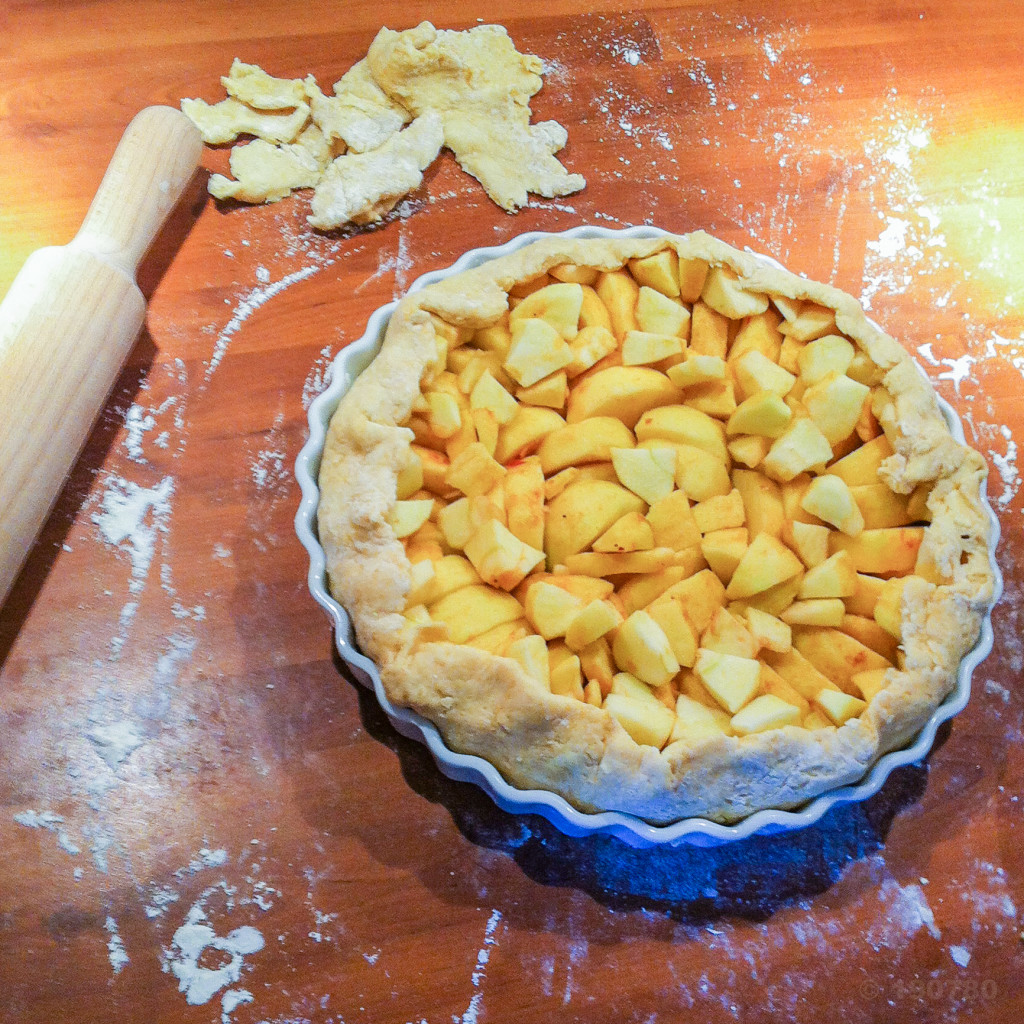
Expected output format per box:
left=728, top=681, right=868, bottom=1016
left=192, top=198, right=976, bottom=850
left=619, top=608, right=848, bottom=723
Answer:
left=74, top=105, right=204, bottom=278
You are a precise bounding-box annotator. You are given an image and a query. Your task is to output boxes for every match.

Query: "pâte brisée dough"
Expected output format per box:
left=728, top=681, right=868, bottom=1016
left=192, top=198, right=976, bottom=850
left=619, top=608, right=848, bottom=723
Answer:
left=367, top=22, right=585, bottom=210
left=317, top=232, right=996, bottom=824
left=182, top=22, right=585, bottom=223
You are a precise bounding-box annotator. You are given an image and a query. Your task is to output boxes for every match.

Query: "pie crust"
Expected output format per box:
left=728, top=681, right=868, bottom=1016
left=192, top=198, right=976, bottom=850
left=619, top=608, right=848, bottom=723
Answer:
left=317, top=231, right=996, bottom=824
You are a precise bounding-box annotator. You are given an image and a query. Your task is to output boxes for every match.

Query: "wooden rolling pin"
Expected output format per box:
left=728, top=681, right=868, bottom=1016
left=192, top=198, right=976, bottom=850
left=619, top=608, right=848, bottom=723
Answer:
left=0, top=105, right=202, bottom=608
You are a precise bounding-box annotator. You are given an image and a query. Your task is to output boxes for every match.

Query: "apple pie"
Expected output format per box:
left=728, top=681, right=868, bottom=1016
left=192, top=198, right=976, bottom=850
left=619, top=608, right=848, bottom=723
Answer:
left=317, top=231, right=996, bottom=824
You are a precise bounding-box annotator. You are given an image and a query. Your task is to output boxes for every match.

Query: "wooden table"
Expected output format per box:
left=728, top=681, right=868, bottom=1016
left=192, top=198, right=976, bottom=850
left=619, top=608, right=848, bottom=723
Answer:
left=2, top=2, right=1022, bottom=1021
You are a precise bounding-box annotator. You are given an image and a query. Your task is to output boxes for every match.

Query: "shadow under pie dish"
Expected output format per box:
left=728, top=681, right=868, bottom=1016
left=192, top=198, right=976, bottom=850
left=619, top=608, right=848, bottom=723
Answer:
left=303, top=226, right=999, bottom=841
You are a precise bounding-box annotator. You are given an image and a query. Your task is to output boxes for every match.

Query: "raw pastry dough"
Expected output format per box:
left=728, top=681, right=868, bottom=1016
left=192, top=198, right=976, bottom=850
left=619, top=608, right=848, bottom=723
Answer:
left=181, top=95, right=310, bottom=146
left=307, top=61, right=411, bottom=153
left=367, top=22, right=584, bottom=210
left=308, top=112, right=443, bottom=228
left=181, top=21, right=585, bottom=224
left=317, top=231, right=997, bottom=825
left=222, top=58, right=306, bottom=110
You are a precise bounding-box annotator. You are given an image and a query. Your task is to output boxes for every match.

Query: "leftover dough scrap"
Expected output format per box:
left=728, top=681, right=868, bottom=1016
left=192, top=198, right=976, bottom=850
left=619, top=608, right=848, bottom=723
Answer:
left=367, top=22, right=582, bottom=210
left=181, top=95, right=311, bottom=146
left=208, top=131, right=325, bottom=203
left=222, top=58, right=307, bottom=110
left=308, top=60, right=411, bottom=153
left=181, top=21, right=585, bottom=226
left=444, top=113, right=586, bottom=211
left=308, top=112, right=444, bottom=229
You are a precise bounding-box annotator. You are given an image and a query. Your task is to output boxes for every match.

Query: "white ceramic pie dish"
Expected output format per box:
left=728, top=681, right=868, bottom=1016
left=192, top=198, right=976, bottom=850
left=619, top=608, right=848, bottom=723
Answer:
left=294, top=224, right=1002, bottom=847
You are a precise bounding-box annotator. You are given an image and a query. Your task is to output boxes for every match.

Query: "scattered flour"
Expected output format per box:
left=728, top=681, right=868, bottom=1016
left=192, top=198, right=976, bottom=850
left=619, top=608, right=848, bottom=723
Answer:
left=13, top=809, right=81, bottom=859
left=868, top=879, right=942, bottom=947
left=92, top=474, right=175, bottom=594
left=302, top=344, right=336, bottom=410
left=457, top=909, right=503, bottom=1024
left=165, top=899, right=264, bottom=1006
left=86, top=720, right=145, bottom=771
left=949, top=944, right=971, bottom=967
left=105, top=916, right=130, bottom=975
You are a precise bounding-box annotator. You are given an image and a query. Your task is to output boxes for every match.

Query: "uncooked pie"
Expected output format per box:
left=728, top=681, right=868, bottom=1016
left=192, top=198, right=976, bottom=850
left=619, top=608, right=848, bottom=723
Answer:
left=317, top=231, right=996, bottom=824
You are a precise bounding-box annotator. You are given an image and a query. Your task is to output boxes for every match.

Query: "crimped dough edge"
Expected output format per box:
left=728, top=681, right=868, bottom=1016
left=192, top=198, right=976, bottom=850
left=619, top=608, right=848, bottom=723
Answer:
left=317, top=230, right=995, bottom=824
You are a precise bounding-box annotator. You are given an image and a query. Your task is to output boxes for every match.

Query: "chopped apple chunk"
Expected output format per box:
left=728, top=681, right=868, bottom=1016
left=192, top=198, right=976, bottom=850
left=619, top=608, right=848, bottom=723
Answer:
left=726, top=533, right=803, bottom=599
left=694, top=649, right=762, bottom=713
left=731, top=694, right=801, bottom=735
left=509, top=282, right=584, bottom=338
left=464, top=519, right=544, bottom=591
left=612, top=610, right=680, bottom=687
left=701, top=265, right=769, bottom=319
left=814, top=688, right=867, bottom=726
left=611, top=446, right=676, bottom=504
left=604, top=692, right=675, bottom=748
left=504, top=318, right=572, bottom=387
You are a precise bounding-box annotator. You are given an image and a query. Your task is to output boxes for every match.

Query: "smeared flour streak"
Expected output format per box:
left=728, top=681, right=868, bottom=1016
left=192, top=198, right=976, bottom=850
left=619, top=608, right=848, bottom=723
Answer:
left=457, top=909, right=503, bottom=1024
left=207, top=265, right=321, bottom=379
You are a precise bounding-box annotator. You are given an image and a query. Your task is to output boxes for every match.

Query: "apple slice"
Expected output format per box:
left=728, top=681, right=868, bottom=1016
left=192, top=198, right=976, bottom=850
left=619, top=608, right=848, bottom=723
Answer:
left=636, top=285, right=690, bottom=336
left=506, top=634, right=551, bottom=688
left=567, top=366, right=683, bottom=427
left=565, top=599, right=624, bottom=651
left=798, top=550, right=857, bottom=599
left=509, top=281, right=584, bottom=338
left=826, top=434, right=894, bottom=486
left=593, top=511, right=655, bottom=553
left=464, top=519, right=545, bottom=591
left=701, top=265, right=769, bottom=318
left=429, top=584, right=525, bottom=644
left=629, top=251, right=681, bottom=296
left=727, top=392, right=792, bottom=438
left=689, top=301, right=730, bottom=358
left=725, top=533, right=803, bottom=599
left=595, top=270, right=641, bottom=338
left=612, top=610, right=681, bottom=687
left=523, top=580, right=584, bottom=639
left=550, top=653, right=585, bottom=700
left=792, top=626, right=892, bottom=692
left=667, top=354, right=726, bottom=388
left=537, top=416, right=635, bottom=475
left=728, top=308, right=783, bottom=363
left=797, top=335, right=855, bottom=383
left=446, top=441, right=506, bottom=498
left=545, top=479, right=645, bottom=567
left=611, top=446, right=676, bottom=504
left=645, top=490, right=701, bottom=550
left=504, top=318, right=573, bottom=387
left=730, top=694, right=801, bottom=735
left=470, top=370, right=519, bottom=424
left=814, top=688, right=867, bottom=726
left=692, top=489, right=746, bottom=534
left=603, top=692, right=675, bottom=748
left=733, top=349, right=795, bottom=399
left=761, top=418, right=833, bottom=482
left=622, top=330, right=683, bottom=366
left=693, top=649, right=762, bottom=713
left=829, top=527, right=924, bottom=574
left=389, top=499, right=434, bottom=538
left=566, top=324, right=618, bottom=378
left=494, top=405, right=565, bottom=462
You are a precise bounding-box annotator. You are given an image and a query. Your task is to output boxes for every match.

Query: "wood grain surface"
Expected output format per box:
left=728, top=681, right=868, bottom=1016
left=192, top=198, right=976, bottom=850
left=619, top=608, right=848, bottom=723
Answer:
left=2, top=2, right=1023, bottom=1022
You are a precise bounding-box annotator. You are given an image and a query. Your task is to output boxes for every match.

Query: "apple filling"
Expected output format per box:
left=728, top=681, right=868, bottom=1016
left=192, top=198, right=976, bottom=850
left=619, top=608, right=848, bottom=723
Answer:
left=391, top=248, right=935, bottom=752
